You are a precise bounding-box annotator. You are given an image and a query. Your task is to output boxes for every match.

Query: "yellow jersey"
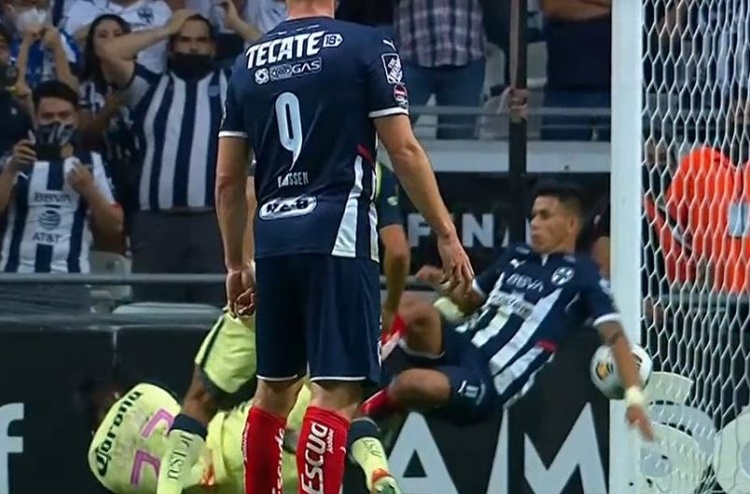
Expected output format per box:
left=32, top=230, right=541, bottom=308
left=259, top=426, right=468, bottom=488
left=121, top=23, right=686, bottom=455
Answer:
left=89, top=382, right=312, bottom=494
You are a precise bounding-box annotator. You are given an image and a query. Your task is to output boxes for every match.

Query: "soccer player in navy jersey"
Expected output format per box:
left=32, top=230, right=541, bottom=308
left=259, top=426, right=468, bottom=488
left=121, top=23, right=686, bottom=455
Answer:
left=214, top=1, right=473, bottom=493
left=362, top=182, right=655, bottom=441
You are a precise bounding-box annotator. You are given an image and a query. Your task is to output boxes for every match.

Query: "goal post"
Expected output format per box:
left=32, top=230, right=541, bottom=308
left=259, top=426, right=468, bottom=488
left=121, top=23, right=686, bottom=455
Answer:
left=610, top=0, right=643, bottom=492
left=615, top=1, right=750, bottom=494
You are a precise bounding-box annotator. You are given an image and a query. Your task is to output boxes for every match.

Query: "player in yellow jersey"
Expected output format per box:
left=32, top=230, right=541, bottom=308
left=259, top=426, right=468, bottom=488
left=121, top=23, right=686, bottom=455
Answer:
left=154, top=166, right=411, bottom=494
left=86, top=376, right=312, bottom=494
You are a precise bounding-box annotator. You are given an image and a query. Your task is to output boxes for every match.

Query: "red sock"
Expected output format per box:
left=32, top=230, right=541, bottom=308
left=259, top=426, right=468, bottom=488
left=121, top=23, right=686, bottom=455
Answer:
left=296, top=406, right=350, bottom=494
left=381, top=314, right=407, bottom=360
left=359, top=387, right=401, bottom=419
left=243, top=406, right=286, bottom=494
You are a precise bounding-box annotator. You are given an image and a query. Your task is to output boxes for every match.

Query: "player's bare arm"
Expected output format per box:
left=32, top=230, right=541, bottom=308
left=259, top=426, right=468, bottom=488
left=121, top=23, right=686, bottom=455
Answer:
left=98, top=9, right=197, bottom=86
left=216, top=136, right=254, bottom=312
left=597, top=321, right=655, bottom=441
left=375, top=115, right=474, bottom=291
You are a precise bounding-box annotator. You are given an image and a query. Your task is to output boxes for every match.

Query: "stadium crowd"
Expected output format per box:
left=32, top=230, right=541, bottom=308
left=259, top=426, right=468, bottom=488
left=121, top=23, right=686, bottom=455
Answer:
left=0, top=0, right=748, bottom=317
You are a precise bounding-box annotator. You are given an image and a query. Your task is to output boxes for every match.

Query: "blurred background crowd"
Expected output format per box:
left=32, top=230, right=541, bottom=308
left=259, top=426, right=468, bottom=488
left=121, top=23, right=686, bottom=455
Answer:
left=0, top=0, right=748, bottom=316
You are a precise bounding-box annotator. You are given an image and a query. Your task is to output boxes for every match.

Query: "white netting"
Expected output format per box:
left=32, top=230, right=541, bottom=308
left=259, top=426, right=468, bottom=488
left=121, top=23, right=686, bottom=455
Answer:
left=640, top=1, right=750, bottom=493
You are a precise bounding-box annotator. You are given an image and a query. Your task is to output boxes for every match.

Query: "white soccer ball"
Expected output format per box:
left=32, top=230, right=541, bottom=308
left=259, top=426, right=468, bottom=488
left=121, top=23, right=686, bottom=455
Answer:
left=590, top=344, right=653, bottom=399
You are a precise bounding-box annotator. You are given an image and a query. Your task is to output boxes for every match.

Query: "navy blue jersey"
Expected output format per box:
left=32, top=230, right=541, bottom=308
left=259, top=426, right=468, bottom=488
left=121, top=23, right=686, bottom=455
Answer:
left=461, top=244, right=619, bottom=404
left=375, top=162, right=402, bottom=229
left=220, top=18, right=410, bottom=260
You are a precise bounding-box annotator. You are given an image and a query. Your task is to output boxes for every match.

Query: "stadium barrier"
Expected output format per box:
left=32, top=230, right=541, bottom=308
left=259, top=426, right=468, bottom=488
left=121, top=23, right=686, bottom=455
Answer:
left=0, top=324, right=608, bottom=494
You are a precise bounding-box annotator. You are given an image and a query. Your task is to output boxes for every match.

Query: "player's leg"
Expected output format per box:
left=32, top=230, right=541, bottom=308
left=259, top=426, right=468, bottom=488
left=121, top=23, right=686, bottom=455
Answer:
left=244, top=256, right=307, bottom=494
left=295, top=255, right=381, bottom=494
left=158, top=312, right=257, bottom=494
left=347, top=416, right=403, bottom=494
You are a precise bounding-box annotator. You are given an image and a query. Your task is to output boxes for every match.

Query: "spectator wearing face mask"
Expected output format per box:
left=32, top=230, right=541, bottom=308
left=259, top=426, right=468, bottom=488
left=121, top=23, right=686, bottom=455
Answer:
left=7, top=0, right=80, bottom=90
left=61, top=0, right=173, bottom=73
left=99, top=9, right=257, bottom=306
left=0, top=80, right=123, bottom=314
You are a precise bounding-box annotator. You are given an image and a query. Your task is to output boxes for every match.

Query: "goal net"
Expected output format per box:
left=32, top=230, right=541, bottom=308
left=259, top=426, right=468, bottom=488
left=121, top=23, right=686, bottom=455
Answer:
left=640, top=1, right=750, bottom=493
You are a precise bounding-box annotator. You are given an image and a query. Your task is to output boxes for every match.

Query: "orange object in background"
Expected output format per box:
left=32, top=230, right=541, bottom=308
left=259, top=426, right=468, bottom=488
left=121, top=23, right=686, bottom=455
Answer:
left=668, top=146, right=750, bottom=294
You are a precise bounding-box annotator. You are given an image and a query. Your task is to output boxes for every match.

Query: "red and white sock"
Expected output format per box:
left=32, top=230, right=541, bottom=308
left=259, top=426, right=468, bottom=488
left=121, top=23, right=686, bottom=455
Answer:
left=296, top=406, right=350, bottom=494
left=381, top=313, right=408, bottom=360
left=359, top=387, right=402, bottom=420
left=243, top=406, right=286, bottom=494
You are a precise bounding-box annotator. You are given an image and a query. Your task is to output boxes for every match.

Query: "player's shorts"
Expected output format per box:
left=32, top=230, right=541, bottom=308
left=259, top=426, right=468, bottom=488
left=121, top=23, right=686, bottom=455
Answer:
left=194, top=311, right=257, bottom=398
left=400, top=319, right=500, bottom=425
left=254, top=254, right=381, bottom=383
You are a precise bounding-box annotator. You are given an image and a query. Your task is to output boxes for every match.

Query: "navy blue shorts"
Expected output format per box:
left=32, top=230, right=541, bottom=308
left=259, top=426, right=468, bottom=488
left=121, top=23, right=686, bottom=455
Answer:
left=254, top=254, right=381, bottom=383
left=401, top=320, right=500, bottom=424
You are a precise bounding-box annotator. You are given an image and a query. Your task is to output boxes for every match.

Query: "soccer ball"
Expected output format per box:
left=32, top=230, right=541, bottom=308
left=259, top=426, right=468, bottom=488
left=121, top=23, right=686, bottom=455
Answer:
left=589, top=344, right=653, bottom=399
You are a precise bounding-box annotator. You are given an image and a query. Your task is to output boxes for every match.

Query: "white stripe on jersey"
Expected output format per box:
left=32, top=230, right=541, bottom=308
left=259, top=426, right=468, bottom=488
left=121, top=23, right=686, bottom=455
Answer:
left=481, top=289, right=561, bottom=376
left=331, top=156, right=364, bottom=257
left=492, top=345, right=545, bottom=395
left=0, top=155, right=112, bottom=273
left=138, top=71, right=229, bottom=210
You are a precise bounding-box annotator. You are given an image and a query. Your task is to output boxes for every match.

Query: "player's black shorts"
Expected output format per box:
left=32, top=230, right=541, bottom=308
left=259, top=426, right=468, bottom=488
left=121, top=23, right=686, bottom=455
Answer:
left=254, top=254, right=381, bottom=383
left=399, top=318, right=500, bottom=425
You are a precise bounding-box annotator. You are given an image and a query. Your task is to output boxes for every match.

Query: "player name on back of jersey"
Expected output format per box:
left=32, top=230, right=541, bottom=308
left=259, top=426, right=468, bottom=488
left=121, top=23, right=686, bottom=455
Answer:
left=245, top=30, right=343, bottom=70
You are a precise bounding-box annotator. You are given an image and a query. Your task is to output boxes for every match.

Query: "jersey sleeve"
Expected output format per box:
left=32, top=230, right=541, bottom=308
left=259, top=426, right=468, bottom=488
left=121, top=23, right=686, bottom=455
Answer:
left=363, top=34, right=409, bottom=119
left=59, top=1, right=87, bottom=37
left=579, top=260, right=621, bottom=327
left=219, top=62, right=247, bottom=139
left=472, top=248, right=512, bottom=298
left=376, top=165, right=402, bottom=229
left=124, top=63, right=161, bottom=108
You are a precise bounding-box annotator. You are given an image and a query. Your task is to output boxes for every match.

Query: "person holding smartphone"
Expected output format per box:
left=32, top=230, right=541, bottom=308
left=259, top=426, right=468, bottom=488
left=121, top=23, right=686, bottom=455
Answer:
left=0, top=24, right=32, bottom=156
left=0, top=79, right=123, bottom=315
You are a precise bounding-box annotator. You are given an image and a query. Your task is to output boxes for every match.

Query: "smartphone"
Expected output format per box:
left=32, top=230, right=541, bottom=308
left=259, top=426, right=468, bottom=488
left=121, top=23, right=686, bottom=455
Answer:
left=34, top=143, right=62, bottom=161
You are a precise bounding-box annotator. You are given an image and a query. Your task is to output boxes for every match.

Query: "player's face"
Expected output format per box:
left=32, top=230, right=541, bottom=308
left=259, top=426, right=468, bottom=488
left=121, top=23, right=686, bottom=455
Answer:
left=172, top=19, right=215, bottom=56
left=529, top=196, right=579, bottom=254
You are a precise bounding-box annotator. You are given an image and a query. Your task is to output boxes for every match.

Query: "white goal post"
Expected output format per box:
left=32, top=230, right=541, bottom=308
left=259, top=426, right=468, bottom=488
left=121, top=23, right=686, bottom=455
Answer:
left=613, top=1, right=750, bottom=494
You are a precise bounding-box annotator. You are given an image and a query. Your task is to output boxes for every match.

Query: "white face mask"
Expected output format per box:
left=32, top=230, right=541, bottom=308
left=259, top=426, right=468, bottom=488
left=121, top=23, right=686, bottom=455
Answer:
left=15, top=8, right=48, bottom=33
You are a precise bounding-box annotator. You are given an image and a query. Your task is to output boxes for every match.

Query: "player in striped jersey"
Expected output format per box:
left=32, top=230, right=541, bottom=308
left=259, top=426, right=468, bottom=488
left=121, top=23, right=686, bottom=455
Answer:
left=364, top=182, right=655, bottom=440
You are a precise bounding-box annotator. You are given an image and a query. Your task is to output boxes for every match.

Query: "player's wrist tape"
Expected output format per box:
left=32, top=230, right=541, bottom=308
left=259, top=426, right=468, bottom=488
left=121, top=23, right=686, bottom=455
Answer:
left=433, top=297, right=466, bottom=323
left=624, top=386, right=646, bottom=408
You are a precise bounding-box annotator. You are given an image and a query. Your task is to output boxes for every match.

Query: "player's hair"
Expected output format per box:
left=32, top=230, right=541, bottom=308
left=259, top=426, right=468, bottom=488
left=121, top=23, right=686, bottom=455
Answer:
left=32, top=80, right=80, bottom=111
left=74, top=367, right=134, bottom=432
left=167, top=14, right=216, bottom=49
left=532, top=180, right=584, bottom=217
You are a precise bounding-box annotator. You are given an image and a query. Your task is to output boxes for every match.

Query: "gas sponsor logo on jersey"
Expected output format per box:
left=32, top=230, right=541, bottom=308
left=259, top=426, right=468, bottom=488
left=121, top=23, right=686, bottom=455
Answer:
left=300, top=421, right=334, bottom=494
left=381, top=53, right=403, bottom=84
left=268, top=58, right=322, bottom=82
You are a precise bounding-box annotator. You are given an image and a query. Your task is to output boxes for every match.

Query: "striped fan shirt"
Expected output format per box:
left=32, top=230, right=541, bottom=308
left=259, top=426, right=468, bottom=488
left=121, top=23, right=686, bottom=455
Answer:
left=0, top=152, right=115, bottom=273
left=393, top=0, right=485, bottom=67
left=125, top=64, right=229, bottom=211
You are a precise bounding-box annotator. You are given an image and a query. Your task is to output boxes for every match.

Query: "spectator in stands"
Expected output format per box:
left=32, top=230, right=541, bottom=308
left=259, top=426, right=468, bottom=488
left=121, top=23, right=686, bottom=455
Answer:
left=7, top=0, right=79, bottom=90
left=336, top=0, right=394, bottom=38
left=539, top=0, right=610, bottom=142
left=243, top=0, right=286, bottom=35
left=61, top=0, right=172, bottom=73
left=0, top=24, right=33, bottom=156
left=99, top=9, right=256, bottom=306
left=78, top=14, right=139, bottom=251
left=0, top=80, right=122, bottom=314
left=179, top=0, right=250, bottom=65
left=394, top=0, right=485, bottom=140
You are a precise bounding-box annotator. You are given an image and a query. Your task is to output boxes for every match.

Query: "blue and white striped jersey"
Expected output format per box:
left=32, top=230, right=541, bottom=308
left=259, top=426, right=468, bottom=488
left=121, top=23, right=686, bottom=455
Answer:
left=221, top=18, right=409, bottom=260
left=126, top=64, right=229, bottom=211
left=0, top=152, right=115, bottom=273
left=461, top=243, right=619, bottom=406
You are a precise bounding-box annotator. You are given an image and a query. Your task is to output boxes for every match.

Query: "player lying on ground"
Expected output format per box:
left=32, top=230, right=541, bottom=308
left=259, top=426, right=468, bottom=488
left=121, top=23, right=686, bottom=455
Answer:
left=85, top=319, right=404, bottom=494
left=84, top=377, right=310, bottom=494
left=364, top=182, right=655, bottom=440
left=156, top=169, right=409, bottom=494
